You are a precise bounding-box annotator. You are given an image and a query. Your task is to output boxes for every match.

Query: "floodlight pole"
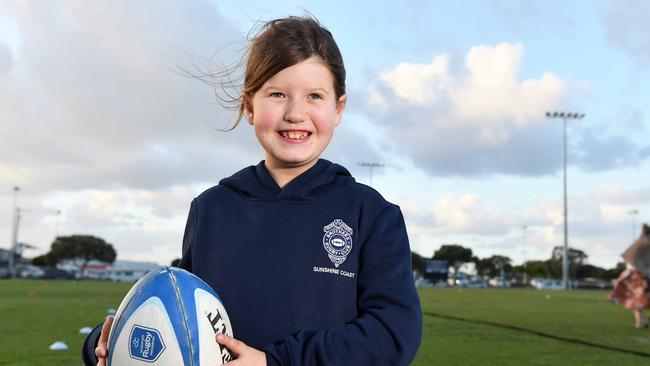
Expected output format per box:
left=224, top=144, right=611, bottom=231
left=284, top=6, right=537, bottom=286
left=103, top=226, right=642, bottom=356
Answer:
left=8, top=186, right=20, bottom=278
left=546, top=111, right=585, bottom=290
left=522, top=225, right=528, bottom=286
left=55, top=209, right=62, bottom=238
left=358, top=162, right=384, bottom=187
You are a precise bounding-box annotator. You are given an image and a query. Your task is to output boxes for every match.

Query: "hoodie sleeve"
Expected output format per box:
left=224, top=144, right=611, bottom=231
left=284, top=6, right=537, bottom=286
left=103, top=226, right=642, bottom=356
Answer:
left=178, top=199, right=196, bottom=272
left=261, top=205, right=423, bottom=366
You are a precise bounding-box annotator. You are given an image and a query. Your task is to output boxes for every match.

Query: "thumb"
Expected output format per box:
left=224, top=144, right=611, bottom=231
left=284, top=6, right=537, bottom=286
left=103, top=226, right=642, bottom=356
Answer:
left=216, top=334, right=245, bottom=357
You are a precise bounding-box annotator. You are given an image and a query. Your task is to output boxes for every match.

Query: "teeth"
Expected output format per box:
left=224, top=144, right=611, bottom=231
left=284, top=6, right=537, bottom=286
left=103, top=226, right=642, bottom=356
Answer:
left=282, top=131, right=308, bottom=139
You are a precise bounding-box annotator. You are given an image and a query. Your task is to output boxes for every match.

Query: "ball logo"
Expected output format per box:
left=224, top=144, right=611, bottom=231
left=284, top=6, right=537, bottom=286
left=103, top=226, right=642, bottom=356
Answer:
left=323, top=219, right=353, bottom=268
left=207, top=309, right=233, bottom=363
left=128, top=325, right=166, bottom=362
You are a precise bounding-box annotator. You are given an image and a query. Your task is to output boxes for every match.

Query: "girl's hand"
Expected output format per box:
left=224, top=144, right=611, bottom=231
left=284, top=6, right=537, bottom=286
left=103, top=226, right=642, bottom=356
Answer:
left=217, top=334, right=267, bottom=366
left=95, top=315, right=114, bottom=366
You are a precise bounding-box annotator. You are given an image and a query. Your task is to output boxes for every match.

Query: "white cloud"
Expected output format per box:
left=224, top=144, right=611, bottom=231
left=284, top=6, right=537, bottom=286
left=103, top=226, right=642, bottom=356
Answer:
left=366, top=41, right=650, bottom=177
left=0, top=1, right=264, bottom=262
left=593, top=184, right=650, bottom=206
left=367, top=42, right=572, bottom=176
left=399, top=181, right=649, bottom=268
left=34, top=186, right=205, bottom=264
left=0, top=0, right=259, bottom=193
left=378, top=54, right=452, bottom=105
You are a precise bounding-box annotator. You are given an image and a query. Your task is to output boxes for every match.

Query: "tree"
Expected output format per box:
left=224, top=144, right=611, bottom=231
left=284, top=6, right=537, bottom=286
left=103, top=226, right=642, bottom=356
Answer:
left=550, top=246, right=588, bottom=280
left=604, top=262, right=625, bottom=280
left=519, top=260, right=552, bottom=278
left=31, top=254, right=52, bottom=266
left=171, top=258, right=181, bottom=267
left=474, top=257, right=492, bottom=276
left=475, top=255, right=512, bottom=277
left=411, top=252, right=425, bottom=276
left=43, top=235, right=116, bottom=273
left=433, top=244, right=473, bottom=281
left=576, top=264, right=607, bottom=280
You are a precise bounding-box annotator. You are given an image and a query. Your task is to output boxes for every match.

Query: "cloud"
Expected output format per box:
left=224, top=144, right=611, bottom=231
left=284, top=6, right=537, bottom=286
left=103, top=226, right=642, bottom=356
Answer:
left=366, top=42, right=572, bottom=177
left=0, top=0, right=261, bottom=194
left=400, top=183, right=649, bottom=268
left=0, top=41, right=12, bottom=77
left=431, top=194, right=515, bottom=235
left=489, top=0, right=574, bottom=34
left=366, top=42, right=650, bottom=177
left=33, top=186, right=201, bottom=263
left=400, top=193, right=521, bottom=238
left=602, top=0, right=650, bottom=66
left=593, top=184, right=650, bottom=207
left=574, top=128, right=643, bottom=171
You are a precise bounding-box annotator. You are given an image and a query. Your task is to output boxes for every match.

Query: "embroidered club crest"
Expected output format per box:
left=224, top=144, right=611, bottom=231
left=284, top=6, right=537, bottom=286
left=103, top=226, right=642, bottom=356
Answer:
left=323, top=219, right=353, bottom=268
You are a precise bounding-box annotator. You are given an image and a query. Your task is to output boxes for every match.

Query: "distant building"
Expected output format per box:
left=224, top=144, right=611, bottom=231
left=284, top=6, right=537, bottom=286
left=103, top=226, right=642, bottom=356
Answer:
left=57, top=259, right=161, bottom=281
left=0, top=246, right=32, bottom=278
left=106, top=260, right=161, bottom=282
left=0, top=247, right=10, bottom=277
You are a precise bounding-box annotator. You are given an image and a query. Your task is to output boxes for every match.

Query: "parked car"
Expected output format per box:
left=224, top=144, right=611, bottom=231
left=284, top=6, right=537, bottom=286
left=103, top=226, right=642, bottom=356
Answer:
left=532, top=278, right=564, bottom=290
left=416, top=278, right=447, bottom=288
left=457, top=278, right=487, bottom=288
left=43, top=268, right=75, bottom=280
left=488, top=277, right=511, bottom=288
left=18, top=265, right=45, bottom=278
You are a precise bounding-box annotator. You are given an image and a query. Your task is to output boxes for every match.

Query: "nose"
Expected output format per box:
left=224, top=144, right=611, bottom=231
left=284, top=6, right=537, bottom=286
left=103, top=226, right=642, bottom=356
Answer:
left=284, top=99, right=306, bottom=123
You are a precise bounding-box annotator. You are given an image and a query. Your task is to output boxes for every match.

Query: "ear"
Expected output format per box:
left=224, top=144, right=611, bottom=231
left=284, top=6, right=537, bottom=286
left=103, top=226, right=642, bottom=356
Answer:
left=243, top=95, right=254, bottom=125
left=334, top=95, right=347, bottom=127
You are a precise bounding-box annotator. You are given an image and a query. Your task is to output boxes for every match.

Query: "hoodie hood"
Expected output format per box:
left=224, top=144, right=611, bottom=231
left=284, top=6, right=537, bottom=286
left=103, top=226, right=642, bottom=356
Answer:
left=219, top=159, right=354, bottom=201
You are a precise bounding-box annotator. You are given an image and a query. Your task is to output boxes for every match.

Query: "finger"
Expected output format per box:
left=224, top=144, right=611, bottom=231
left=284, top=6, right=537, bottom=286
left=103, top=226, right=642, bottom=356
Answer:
left=96, top=342, right=108, bottom=366
left=95, top=316, right=114, bottom=360
left=216, top=334, right=246, bottom=358
left=95, top=343, right=107, bottom=358
left=99, top=316, right=114, bottom=344
left=223, top=359, right=243, bottom=366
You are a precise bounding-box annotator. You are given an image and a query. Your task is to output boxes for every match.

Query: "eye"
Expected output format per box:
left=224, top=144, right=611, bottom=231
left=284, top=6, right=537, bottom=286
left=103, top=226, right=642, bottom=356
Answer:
left=308, top=93, right=323, bottom=100
left=269, top=92, right=285, bottom=98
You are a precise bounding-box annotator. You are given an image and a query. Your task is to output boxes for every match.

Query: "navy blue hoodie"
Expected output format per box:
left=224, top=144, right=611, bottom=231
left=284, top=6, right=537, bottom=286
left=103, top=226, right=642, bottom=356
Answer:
left=179, top=159, right=422, bottom=365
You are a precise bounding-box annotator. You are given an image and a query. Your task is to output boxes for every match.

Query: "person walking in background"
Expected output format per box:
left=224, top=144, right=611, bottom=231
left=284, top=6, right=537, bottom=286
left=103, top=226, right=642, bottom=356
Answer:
left=609, top=223, right=650, bottom=328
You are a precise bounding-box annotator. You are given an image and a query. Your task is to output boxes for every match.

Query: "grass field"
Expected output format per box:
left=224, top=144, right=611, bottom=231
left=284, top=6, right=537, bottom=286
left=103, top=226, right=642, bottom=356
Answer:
left=1, top=280, right=649, bottom=365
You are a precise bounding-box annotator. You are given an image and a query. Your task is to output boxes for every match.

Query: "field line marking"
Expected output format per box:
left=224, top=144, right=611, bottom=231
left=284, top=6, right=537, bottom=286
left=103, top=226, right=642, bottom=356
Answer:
left=423, top=311, right=650, bottom=358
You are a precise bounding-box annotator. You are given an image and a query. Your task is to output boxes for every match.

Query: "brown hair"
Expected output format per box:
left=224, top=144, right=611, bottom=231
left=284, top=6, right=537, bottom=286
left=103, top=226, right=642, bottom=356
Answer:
left=210, top=15, right=346, bottom=129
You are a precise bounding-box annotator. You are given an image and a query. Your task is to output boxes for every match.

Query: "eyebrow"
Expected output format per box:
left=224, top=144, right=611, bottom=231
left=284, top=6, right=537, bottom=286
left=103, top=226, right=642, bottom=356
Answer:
left=261, top=85, right=330, bottom=95
left=309, top=88, right=330, bottom=95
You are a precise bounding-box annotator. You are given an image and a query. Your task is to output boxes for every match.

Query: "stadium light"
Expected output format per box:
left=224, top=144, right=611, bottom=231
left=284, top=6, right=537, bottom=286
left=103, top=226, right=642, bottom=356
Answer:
left=9, top=186, right=20, bottom=278
left=522, top=225, right=528, bottom=286
left=358, top=162, right=384, bottom=187
left=546, top=111, right=585, bottom=290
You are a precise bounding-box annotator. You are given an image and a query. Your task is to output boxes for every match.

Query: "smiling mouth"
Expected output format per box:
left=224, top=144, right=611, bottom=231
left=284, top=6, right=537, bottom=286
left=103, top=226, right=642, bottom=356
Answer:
left=278, top=130, right=311, bottom=140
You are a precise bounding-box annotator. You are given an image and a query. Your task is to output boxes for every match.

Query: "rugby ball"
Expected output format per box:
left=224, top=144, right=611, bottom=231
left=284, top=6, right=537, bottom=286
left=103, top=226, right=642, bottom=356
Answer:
left=107, top=266, right=233, bottom=365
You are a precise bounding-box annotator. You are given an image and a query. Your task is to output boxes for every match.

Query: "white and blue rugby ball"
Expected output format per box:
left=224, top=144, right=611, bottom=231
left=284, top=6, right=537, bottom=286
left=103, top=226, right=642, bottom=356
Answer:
left=107, top=266, right=233, bottom=365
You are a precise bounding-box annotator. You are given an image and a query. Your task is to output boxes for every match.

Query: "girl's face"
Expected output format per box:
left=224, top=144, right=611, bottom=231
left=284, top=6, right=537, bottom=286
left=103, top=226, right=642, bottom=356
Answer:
left=246, top=56, right=346, bottom=172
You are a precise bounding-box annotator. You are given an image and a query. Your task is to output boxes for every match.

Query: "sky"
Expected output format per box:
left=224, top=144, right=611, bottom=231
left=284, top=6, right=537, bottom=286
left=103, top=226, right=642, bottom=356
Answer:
left=1, top=0, right=649, bottom=269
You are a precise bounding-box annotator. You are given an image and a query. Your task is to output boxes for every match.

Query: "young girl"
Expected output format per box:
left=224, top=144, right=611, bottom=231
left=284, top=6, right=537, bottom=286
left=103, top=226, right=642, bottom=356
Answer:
left=87, top=15, right=422, bottom=365
left=609, top=223, right=650, bottom=328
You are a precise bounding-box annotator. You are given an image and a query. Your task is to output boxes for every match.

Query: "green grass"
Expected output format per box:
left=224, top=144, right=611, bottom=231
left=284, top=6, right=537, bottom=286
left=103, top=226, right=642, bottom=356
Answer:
left=1, top=280, right=649, bottom=365
left=413, top=287, right=650, bottom=365
left=0, top=279, right=132, bottom=366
